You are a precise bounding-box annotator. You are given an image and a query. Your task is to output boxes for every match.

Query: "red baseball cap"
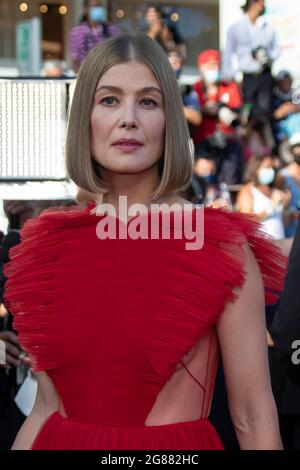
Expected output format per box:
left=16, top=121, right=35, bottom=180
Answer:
left=197, top=50, right=221, bottom=67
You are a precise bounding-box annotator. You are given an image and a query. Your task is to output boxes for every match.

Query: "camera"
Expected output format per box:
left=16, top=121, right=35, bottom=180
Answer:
left=207, top=130, right=228, bottom=150
left=179, top=83, right=192, bottom=99
left=218, top=105, right=241, bottom=129
left=207, top=105, right=242, bottom=150
left=252, top=46, right=271, bottom=71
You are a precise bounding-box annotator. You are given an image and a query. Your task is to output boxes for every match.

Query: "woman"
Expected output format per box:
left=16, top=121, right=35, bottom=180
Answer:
left=237, top=155, right=289, bottom=240
left=69, top=0, right=119, bottom=73
left=277, top=137, right=300, bottom=237
left=144, top=4, right=187, bottom=59
left=4, top=33, right=285, bottom=450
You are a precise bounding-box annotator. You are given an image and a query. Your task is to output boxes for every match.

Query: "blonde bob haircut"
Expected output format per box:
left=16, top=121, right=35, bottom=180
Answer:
left=66, top=32, right=193, bottom=200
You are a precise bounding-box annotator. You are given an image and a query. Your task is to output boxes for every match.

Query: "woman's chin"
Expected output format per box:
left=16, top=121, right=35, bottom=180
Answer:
left=101, top=160, right=159, bottom=175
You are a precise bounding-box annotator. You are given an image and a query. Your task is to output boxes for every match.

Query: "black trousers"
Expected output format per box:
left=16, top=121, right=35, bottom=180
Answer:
left=243, top=70, right=274, bottom=119
left=0, top=400, right=26, bottom=450
left=194, top=139, right=244, bottom=186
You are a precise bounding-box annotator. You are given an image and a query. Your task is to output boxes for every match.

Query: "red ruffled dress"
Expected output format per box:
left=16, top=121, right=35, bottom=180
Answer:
left=4, top=205, right=286, bottom=450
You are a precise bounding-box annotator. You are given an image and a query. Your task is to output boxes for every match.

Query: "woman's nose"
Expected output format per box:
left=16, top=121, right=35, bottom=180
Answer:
left=119, top=105, right=139, bottom=129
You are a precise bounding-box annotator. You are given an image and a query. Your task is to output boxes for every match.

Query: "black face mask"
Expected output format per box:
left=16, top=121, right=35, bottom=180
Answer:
left=294, top=155, right=300, bottom=165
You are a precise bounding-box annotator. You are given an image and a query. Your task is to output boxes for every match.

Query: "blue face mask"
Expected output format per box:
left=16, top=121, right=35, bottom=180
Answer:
left=203, top=70, right=220, bottom=84
left=258, top=168, right=275, bottom=186
left=202, top=174, right=216, bottom=185
left=89, top=6, right=106, bottom=23
left=175, top=69, right=182, bottom=79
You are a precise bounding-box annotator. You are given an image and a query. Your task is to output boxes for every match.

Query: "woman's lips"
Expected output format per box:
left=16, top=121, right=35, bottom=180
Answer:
left=113, top=143, right=143, bottom=153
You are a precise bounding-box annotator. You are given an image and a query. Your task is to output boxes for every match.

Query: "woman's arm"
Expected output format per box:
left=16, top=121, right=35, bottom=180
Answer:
left=217, top=243, right=283, bottom=450
left=236, top=185, right=253, bottom=213
left=237, top=186, right=271, bottom=221
left=11, top=372, right=60, bottom=450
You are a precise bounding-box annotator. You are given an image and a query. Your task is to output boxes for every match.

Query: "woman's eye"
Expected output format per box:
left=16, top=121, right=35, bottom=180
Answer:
left=100, top=97, right=118, bottom=105
left=141, top=98, right=157, bottom=107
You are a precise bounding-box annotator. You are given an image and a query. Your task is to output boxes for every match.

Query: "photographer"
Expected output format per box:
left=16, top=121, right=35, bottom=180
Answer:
left=272, top=71, right=300, bottom=147
left=277, top=134, right=300, bottom=238
left=144, top=4, right=186, bottom=58
left=168, top=51, right=202, bottom=139
left=223, top=0, right=279, bottom=119
left=194, top=49, right=244, bottom=186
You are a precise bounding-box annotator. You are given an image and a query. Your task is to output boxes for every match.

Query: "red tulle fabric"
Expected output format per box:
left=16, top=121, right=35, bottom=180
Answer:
left=4, top=205, right=286, bottom=450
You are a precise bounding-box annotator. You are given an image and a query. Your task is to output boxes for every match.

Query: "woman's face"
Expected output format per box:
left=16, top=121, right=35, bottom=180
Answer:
left=258, top=157, right=273, bottom=171
left=87, top=0, right=101, bottom=9
left=256, top=157, right=275, bottom=185
left=90, top=61, right=166, bottom=177
left=145, top=7, right=161, bottom=24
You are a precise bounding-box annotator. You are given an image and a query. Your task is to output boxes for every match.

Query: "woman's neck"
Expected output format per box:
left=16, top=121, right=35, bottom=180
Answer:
left=88, top=20, right=100, bottom=29
left=256, top=184, right=272, bottom=196
left=100, top=168, right=162, bottom=211
left=247, top=10, right=259, bottom=24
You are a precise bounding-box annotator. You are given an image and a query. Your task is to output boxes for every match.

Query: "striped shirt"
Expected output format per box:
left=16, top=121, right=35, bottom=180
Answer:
left=69, top=22, right=120, bottom=66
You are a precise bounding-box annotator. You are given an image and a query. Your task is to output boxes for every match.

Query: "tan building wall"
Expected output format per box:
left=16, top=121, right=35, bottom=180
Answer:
left=0, top=0, right=219, bottom=73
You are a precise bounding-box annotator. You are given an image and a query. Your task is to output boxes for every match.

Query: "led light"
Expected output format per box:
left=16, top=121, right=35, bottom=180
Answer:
left=40, top=4, right=48, bottom=14
left=171, top=13, right=179, bottom=21
left=19, top=2, right=28, bottom=12
left=0, top=80, right=69, bottom=180
left=116, top=9, right=124, bottom=18
left=59, top=5, right=68, bottom=15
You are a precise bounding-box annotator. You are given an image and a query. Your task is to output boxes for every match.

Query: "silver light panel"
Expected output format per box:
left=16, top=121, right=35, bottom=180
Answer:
left=0, top=80, right=69, bottom=180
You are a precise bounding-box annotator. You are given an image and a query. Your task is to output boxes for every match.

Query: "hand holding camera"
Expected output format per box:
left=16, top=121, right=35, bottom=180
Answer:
left=252, top=46, right=272, bottom=70
left=218, top=106, right=240, bottom=128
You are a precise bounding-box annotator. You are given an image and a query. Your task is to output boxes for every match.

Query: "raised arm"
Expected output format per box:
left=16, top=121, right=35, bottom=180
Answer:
left=217, top=242, right=283, bottom=450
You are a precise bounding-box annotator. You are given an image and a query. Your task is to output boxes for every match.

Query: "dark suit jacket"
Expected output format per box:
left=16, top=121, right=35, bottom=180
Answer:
left=270, top=221, right=300, bottom=387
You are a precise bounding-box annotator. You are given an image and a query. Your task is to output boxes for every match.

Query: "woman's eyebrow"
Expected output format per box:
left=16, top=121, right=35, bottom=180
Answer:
left=95, top=85, right=162, bottom=95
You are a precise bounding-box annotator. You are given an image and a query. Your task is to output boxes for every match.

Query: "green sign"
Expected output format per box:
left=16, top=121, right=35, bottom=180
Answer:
left=16, top=18, right=41, bottom=76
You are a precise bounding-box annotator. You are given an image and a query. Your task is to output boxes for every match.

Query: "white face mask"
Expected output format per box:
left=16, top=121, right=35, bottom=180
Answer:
left=203, top=70, right=220, bottom=84
left=257, top=168, right=275, bottom=186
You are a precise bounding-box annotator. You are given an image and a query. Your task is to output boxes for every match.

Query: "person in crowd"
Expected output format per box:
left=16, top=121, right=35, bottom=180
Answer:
left=194, top=49, right=244, bottom=186
left=69, top=0, right=119, bottom=73
left=0, top=199, right=76, bottom=449
left=242, top=117, right=274, bottom=162
left=144, top=4, right=186, bottom=58
left=0, top=230, right=27, bottom=450
left=237, top=154, right=290, bottom=239
left=4, top=33, right=285, bottom=450
left=41, top=60, right=69, bottom=78
left=193, top=153, right=218, bottom=206
left=272, top=71, right=300, bottom=148
left=2, top=201, right=36, bottom=231
left=223, top=0, right=279, bottom=119
left=277, top=133, right=300, bottom=237
left=167, top=50, right=202, bottom=139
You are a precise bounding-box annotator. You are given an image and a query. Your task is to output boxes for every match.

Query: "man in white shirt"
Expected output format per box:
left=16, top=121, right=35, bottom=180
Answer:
left=223, top=0, right=280, bottom=119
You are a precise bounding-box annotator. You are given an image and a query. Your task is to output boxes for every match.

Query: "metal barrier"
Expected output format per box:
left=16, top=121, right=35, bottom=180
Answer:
left=0, top=77, right=75, bottom=182
left=0, top=77, right=76, bottom=200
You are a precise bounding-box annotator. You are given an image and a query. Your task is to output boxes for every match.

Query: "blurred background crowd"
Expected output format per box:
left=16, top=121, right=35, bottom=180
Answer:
left=1, top=0, right=300, bottom=451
